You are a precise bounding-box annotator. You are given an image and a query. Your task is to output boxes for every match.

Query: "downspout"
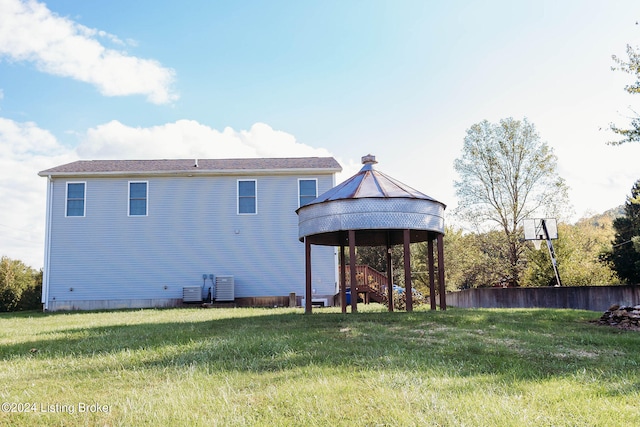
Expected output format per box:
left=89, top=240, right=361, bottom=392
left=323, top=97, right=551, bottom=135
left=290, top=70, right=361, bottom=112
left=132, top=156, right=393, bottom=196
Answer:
left=42, top=175, right=53, bottom=311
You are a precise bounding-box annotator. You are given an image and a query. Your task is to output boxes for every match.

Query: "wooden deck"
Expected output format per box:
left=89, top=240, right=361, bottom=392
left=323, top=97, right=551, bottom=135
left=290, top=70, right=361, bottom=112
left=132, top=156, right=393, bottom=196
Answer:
left=342, top=265, right=389, bottom=304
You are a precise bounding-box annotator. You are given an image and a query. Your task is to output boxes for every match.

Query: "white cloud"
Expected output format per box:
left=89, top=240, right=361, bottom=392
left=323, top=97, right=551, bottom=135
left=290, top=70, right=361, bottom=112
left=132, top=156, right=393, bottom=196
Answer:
left=0, top=117, right=340, bottom=268
left=0, top=118, right=76, bottom=269
left=77, top=120, right=332, bottom=160
left=79, top=119, right=358, bottom=185
left=0, top=0, right=177, bottom=104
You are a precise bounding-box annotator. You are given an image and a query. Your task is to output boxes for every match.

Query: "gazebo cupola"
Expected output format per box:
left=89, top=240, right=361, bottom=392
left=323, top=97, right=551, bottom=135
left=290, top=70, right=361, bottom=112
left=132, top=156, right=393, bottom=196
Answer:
left=296, top=154, right=446, bottom=313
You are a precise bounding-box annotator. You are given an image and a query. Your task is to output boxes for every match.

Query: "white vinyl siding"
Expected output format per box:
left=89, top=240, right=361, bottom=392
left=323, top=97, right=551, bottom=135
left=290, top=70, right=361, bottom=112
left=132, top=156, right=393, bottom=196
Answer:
left=237, top=179, right=257, bottom=214
left=65, top=182, right=86, bottom=217
left=298, top=178, right=317, bottom=207
left=44, top=173, right=337, bottom=308
left=128, top=181, right=148, bottom=216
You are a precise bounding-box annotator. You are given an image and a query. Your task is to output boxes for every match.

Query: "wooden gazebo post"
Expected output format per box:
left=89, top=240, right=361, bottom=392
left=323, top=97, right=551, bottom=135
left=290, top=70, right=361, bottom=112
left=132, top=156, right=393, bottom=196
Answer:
left=340, top=239, right=347, bottom=313
left=386, top=237, right=394, bottom=312
left=403, top=229, right=413, bottom=312
left=305, top=237, right=312, bottom=314
left=437, top=234, right=446, bottom=310
left=349, top=230, right=358, bottom=313
left=428, top=237, right=436, bottom=310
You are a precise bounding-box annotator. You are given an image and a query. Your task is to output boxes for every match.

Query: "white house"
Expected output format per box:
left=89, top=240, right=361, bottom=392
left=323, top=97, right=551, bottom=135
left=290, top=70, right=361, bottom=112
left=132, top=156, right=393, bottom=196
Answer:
left=38, top=157, right=342, bottom=311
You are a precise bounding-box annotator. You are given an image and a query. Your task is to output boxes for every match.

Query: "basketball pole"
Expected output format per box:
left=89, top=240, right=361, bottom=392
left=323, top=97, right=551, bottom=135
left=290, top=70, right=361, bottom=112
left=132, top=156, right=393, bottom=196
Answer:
left=541, top=219, right=563, bottom=287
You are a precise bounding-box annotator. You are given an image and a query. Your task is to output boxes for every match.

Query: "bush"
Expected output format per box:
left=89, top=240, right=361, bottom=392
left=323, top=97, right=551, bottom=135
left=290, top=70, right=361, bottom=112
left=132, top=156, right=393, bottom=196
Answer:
left=391, top=288, right=427, bottom=311
left=0, top=256, right=42, bottom=311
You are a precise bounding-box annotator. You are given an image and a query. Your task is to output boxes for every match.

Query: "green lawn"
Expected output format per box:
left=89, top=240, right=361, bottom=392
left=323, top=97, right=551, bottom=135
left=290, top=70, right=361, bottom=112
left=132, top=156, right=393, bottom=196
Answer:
left=0, top=305, right=638, bottom=426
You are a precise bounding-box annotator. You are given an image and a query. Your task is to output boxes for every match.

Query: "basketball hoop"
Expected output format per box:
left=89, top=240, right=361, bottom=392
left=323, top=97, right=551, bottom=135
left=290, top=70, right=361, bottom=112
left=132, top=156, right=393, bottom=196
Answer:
left=523, top=218, right=558, bottom=240
left=522, top=218, right=562, bottom=286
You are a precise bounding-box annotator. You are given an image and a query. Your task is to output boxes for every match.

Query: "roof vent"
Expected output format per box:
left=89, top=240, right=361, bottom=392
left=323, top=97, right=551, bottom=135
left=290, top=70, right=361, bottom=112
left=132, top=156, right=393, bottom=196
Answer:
left=361, top=154, right=377, bottom=165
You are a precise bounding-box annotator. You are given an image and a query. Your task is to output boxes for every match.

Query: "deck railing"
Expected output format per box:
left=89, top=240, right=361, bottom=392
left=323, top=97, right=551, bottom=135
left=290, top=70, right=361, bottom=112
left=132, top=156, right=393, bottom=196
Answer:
left=341, top=265, right=389, bottom=301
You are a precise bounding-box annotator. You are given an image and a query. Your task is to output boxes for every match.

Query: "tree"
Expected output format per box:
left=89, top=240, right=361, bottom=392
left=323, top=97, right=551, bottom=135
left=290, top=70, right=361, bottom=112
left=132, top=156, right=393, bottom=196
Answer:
left=606, top=179, right=640, bottom=283
left=421, top=227, right=511, bottom=290
left=454, top=118, right=569, bottom=286
left=0, top=256, right=42, bottom=311
left=609, top=45, right=640, bottom=145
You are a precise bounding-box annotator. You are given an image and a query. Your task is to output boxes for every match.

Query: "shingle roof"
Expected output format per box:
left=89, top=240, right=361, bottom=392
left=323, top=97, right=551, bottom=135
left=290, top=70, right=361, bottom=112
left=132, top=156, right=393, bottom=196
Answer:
left=38, top=157, right=342, bottom=176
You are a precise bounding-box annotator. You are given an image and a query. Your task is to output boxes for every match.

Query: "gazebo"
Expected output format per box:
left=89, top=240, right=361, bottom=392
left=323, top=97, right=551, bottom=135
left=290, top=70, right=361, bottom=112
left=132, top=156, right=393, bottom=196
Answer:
left=296, top=155, right=446, bottom=314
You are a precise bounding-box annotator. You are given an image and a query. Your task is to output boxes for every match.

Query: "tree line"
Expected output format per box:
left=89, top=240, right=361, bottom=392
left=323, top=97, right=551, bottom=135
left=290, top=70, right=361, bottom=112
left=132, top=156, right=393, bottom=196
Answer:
left=356, top=179, right=638, bottom=296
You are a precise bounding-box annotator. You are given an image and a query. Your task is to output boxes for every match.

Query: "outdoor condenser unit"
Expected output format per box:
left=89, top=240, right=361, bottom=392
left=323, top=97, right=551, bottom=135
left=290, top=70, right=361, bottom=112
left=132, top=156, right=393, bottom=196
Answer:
left=215, top=276, right=234, bottom=301
left=183, top=286, right=202, bottom=303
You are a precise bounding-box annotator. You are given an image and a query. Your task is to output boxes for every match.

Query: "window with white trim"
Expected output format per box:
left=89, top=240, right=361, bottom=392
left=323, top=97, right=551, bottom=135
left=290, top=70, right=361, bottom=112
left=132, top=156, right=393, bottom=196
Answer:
left=298, top=179, right=317, bottom=207
left=129, top=181, right=148, bottom=216
left=66, top=182, right=85, bottom=217
left=238, top=180, right=257, bottom=214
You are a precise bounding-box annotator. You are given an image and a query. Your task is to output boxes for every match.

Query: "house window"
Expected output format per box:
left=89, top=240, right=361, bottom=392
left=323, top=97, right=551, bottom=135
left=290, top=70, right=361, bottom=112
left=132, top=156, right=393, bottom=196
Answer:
left=129, top=182, right=148, bottom=216
left=299, top=179, right=317, bottom=207
left=238, top=180, right=257, bottom=214
left=66, top=182, right=85, bottom=217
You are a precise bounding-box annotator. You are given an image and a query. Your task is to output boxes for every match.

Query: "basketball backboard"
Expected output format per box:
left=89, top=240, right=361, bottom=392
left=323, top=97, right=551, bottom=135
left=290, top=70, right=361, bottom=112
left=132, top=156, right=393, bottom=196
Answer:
left=523, top=218, right=558, bottom=240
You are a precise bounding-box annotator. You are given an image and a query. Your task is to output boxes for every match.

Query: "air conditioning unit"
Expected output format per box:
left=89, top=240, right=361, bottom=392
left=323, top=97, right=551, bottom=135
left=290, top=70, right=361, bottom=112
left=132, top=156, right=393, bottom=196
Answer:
left=183, top=286, right=202, bottom=303
left=215, top=276, right=234, bottom=301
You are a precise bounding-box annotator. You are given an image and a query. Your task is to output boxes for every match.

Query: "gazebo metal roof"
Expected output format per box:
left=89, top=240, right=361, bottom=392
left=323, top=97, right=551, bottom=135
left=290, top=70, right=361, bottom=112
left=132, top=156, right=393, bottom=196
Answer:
left=297, top=154, right=446, bottom=246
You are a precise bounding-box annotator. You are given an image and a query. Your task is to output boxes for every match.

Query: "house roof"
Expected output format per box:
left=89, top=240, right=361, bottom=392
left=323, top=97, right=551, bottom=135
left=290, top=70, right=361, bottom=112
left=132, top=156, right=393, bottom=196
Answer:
left=38, top=157, right=342, bottom=177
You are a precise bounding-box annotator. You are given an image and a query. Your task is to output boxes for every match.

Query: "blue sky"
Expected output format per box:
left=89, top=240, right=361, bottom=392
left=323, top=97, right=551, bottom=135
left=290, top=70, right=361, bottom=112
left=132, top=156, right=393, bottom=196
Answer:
left=1, top=0, right=640, bottom=269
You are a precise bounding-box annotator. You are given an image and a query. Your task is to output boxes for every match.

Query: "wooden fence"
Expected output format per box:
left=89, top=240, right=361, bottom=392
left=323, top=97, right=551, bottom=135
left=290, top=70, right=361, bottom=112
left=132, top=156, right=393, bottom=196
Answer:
left=446, top=285, right=640, bottom=312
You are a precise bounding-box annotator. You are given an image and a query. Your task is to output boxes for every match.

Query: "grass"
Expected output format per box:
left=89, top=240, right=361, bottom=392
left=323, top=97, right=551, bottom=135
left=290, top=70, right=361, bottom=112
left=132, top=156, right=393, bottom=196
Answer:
left=0, top=305, right=638, bottom=426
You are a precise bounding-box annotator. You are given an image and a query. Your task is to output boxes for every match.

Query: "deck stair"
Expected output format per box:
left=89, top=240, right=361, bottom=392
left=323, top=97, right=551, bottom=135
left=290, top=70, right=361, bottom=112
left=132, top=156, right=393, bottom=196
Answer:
left=342, top=265, right=389, bottom=304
